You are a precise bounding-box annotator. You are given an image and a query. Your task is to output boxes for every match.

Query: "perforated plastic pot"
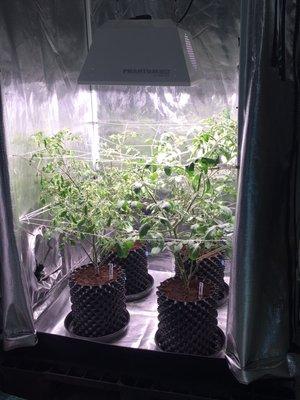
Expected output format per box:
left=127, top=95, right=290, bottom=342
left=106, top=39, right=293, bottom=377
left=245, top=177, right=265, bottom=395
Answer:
left=175, top=253, right=229, bottom=307
left=103, top=244, right=153, bottom=300
left=155, top=277, right=224, bottom=356
left=197, top=253, right=229, bottom=307
left=68, top=265, right=128, bottom=338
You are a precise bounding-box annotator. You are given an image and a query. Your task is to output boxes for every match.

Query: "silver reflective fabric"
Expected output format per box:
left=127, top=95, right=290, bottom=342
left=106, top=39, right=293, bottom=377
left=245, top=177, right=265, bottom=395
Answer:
left=226, top=0, right=299, bottom=383
left=0, top=91, right=36, bottom=350
left=0, top=0, right=91, bottom=350
left=0, top=0, right=240, bottom=359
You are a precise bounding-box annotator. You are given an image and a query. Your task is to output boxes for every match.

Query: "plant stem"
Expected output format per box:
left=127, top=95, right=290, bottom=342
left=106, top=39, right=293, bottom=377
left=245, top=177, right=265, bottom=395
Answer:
left=91, top=235, right=99, bottom=275
left=172, top=173, right=202, bottom=232
left=59, top=159, right=82, bottom=192
left=143, top=182, right=175, bottom=238
left=176, top=252, right=190, bottom=289
left=80, top=242, right=97, bottom=268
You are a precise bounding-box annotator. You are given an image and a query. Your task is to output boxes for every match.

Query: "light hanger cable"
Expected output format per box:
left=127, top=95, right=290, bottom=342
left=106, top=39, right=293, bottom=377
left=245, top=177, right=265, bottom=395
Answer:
left=177, top=0, right=195, bottom=24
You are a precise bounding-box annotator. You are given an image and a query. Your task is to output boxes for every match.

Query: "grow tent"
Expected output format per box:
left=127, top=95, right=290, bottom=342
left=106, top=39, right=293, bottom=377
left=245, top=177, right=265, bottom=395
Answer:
left=0, top=0, right=299, bottom=388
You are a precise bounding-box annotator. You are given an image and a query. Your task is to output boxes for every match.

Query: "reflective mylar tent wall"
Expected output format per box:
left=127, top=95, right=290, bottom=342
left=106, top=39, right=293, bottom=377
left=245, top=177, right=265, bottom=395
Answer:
left=0, top=0, right=245, bottom=378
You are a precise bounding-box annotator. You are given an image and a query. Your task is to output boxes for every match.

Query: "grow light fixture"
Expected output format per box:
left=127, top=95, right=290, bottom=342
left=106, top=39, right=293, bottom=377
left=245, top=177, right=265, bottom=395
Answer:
left=78, top=19, right=199, bottom=86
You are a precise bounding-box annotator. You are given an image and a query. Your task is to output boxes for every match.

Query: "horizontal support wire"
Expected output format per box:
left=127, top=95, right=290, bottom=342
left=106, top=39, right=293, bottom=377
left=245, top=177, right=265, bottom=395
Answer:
left=19, top=219, right=115, bottom=240
left=20, top=204, right=53, bottom=221
left=19, top=218, right=229, bottom=244
left=82, top=120, right=207, bottom=127
left=10, top=150, right=237, bottom=169
left=10, top=153, right=92, bottom=160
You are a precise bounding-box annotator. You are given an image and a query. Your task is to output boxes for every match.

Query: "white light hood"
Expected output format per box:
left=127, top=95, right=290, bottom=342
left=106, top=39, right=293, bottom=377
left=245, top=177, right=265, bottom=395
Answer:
left=78, top=19, right=199, bottom=86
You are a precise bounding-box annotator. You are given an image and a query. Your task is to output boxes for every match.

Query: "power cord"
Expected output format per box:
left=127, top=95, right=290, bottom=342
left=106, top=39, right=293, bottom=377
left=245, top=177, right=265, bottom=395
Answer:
left=177, top=0, right=195, bottom=24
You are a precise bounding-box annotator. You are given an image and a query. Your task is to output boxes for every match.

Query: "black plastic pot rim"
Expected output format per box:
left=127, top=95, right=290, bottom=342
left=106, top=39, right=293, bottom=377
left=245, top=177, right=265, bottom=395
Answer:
left=108, top=242, right=147, bottom=256
left=69, top=265, right=124, bottom=289
left=176, top=247, right=225, bottom=261
left=126, top=273, right=154, bottom=302
left=216, top=282, right=230, bottom=308
left=64, top=310, right=130, bottom=343
left=157, top=277, right=217, bottom=306
left=175, top=253, right=225, bottom=269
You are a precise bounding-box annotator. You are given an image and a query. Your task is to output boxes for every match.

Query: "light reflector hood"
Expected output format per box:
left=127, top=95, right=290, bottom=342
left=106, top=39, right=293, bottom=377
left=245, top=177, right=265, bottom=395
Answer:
left=78, top=19, right=199, bottom=86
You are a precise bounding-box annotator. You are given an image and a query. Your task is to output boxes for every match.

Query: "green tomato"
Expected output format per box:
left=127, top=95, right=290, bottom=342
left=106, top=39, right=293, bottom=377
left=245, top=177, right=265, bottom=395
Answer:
left=139, top=223, right=151, bottom=238
left=164, top=166, right=172, bottom=176
left=191, top=223, right=200, bottom=232
left=161, top=201, right=171, bottom=212
left=133, top=182, right=143, bottom=194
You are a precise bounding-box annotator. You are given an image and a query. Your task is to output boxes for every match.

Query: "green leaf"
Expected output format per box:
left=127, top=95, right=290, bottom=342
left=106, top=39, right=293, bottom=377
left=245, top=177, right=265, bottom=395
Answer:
left=205, top=225, right=218, bottom=238
left=150, top=171, right=158, bottom=182
left=151, top=247, right=161, bottom=255
left=107, top=216, right=112, bottom=226
left=115, top=240, right=135, bottom=258
left=159, top=216, right=171, bottom=226
left=191, top=223, right=200, bottom=232
left=220, top=205, right=233, bottom=218
left=133, top=182, right=142, bottom=194
left=202, top=132, right=211, bottom=142
left=77, top=219, right=85, bottom=228
left=190, top=244, right=200, bottom=260
left=130, top=201, right=139, bottom=209
left=205, top=178, right=211, bottom=193
left=70, top=215, right=77, bottom=224
left=200, top=157, right=219, bottom=167
left=145, top=164, right=157, bottom=173
left=192, top=174, right=202, bottom=191
left=164, top=166, right=172, bottom=176
left=161, top=201, right=171, bottom=212
left=86, top=224, right=96, bottom=234
left=117, top=200, right=126, bottom=209
left=125, top=224, right=134, bottom=233
left=139, top=223, right=151, bottom=238
left=172, top=243, right=183, bottom=254
left=185, top=162, right=195, bottom=173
